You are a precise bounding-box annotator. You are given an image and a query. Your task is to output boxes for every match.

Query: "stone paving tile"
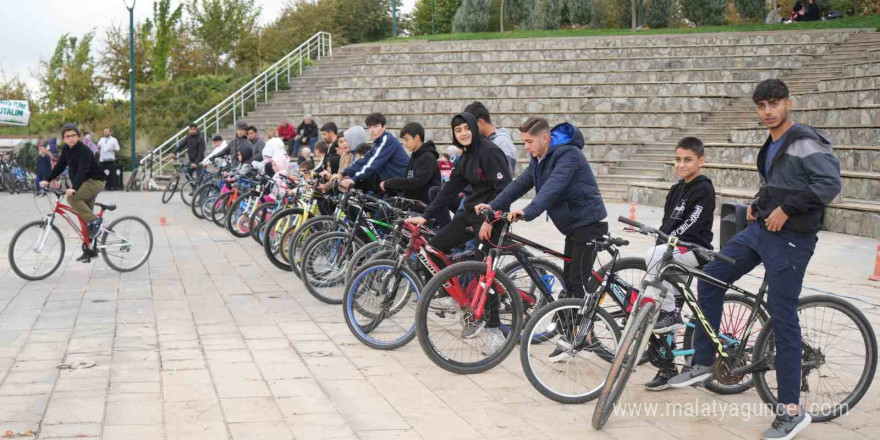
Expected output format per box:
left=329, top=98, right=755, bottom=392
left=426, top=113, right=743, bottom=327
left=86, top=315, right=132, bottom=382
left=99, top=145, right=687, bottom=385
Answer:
left=0, top=194, right=878, bottom=440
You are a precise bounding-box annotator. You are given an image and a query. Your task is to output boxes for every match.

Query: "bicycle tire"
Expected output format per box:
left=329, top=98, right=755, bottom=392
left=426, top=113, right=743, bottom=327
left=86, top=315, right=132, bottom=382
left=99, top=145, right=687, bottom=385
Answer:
left=752, top=295, right=877, bottom=422
left=191, top=184, right=216, bottom=220
left=226, top=192, right=258, bottom=237
left=100, top=216, right=153, bottom=272
left=249, top=202, right=276, bottom=244
left=416, top=261, right=524, bottom=375
left=344, top=259, right=422, bottom=350
left=211, top=192, right=234, bottom=227
left=500, top=258, right=566, bottom=337
left=161, top=174, right=180, bottom=204
left=287, top=215, right=338, bottom=277
left=8, top=220, right=66, bottom=281
left=345, top=240, right=400, bottom=286
left=180, top=179, right=197, bottom=206
left=300, top=231, right=365, bottom=304
left=592, top=300, right=656, bottom=429
left=681, top=293, right=767, bottom=395
left=586, top=256, right=649, bottom=321
left=520, top=298, right=622, bottom=404
left=262, top=207, right=305, bottom=271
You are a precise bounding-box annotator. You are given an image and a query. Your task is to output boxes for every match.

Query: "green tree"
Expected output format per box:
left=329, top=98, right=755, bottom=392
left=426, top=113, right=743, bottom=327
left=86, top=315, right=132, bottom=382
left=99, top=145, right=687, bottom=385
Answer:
left=151, top=0, right=184, bottom=82
left=186, top=0, right=261, bottom=74
left=37, top=32, right=103, bottom=111
left=336, top=0, right=394, bottom=43
left=0, top=67, right=32, bottom=102
left=411, top=0, right=463, bottom=34
left=680, top=0, right=727, bottom=25
left=568, top=0, right=594, bottom=26
left=645, top=0, right=671, bottom=27
left=532, top=0, right=565, bottom=29
left=503, top=0, right=536, bottom=30
left=734, top=0, right=765, bottom=20
left=100, top=22, right=154, bottom=92
left=452, top=0, right=491, bottom=32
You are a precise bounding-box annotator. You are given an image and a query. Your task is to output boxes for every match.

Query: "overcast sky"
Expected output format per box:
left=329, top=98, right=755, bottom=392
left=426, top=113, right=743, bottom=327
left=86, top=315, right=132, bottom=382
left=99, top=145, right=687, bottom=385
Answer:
left=0, top=0, right=416, bottom=93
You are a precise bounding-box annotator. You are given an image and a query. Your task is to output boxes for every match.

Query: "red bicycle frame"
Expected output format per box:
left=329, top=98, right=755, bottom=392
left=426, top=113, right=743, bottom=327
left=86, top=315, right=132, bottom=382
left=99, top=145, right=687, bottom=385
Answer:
left=49, top=198, right=106, bottom=247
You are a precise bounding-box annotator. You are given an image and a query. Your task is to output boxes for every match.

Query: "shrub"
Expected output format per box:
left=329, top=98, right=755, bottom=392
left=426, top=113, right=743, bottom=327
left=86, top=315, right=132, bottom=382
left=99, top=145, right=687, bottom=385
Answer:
left=646, top=0, right=672, bottom=27
left=452, top=0, right=491, bottom=32
left=681, top=0, right=728, bottom=25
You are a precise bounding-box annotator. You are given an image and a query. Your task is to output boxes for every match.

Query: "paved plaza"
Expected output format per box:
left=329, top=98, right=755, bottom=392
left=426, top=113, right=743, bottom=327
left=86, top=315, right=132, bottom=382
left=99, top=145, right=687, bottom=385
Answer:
left=0, top=191, right=877, bottom=440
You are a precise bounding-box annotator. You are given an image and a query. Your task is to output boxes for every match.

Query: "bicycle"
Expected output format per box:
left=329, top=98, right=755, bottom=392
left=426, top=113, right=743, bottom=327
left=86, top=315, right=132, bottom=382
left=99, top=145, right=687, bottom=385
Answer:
left=591, top=216, right=877, bottom=429
left=8, top=189, right=154, bottom=280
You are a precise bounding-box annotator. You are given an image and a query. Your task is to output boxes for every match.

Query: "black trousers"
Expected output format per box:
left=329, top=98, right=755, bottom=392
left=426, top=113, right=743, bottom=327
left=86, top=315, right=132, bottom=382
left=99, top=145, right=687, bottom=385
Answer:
left=428, top=210, right=503, bottom=327
left=563, top=222, right=609, bottom=299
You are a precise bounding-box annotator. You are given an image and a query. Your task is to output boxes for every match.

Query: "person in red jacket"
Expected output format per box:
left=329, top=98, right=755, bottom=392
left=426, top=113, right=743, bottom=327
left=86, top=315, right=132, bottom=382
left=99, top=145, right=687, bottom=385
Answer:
left=277, top=119, right=297, bottom=144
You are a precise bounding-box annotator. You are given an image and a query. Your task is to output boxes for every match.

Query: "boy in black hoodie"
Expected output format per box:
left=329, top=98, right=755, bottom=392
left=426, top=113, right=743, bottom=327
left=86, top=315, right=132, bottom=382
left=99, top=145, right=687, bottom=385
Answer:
left=407, top=112, right=512, bottom=354
left=381, top=122, right=442, bottom=205
left=642, top=137, right=715, bottom=390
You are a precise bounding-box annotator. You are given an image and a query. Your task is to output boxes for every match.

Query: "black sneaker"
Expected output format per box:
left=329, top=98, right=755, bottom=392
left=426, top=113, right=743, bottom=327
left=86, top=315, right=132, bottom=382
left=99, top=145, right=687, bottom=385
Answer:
left=76, top=249, right=98, bottom=263
left=653, top=310, right=684, bottom=333
left=644, top=368, right=678, bottom=391
left=87, top=218, right=103, bottom=240
left=668, top=363, right=714, bottom=388
left=763, top=407, right=811, bottom=440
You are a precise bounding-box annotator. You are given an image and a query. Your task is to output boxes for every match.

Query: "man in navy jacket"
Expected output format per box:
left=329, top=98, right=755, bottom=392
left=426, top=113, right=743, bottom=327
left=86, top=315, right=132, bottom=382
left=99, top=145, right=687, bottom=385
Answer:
left=476, top=117, right=608, bottom=300
left=341, top=112, right=408, bottom=193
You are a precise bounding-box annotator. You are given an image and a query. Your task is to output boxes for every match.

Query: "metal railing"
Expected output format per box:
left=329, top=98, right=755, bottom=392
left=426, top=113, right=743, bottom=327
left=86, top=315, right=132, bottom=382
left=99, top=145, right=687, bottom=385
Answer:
left=141, top=31, right=332, bottom=179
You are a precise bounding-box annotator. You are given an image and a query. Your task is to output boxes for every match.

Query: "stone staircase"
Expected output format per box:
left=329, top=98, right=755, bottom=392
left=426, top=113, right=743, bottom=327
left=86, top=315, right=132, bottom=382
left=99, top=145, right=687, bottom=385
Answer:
left=220, top=28, right=879, bottom=236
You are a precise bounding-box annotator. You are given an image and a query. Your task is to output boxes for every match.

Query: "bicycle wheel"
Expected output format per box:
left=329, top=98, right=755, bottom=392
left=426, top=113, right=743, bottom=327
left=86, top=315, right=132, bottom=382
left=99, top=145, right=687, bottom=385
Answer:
left=592, top=300, right=657, bottom=429
left=521, top=298, right=622, bottom=404
left=180, top=179, right=197, bottom=206
left=262, top=208, right=305, bottom=271
left=249, top=203, right=276, bottom=244
left=211, top=192, right=234, bottom=227
left=680, top=293, right=767, bottom=395
left=344, top=260, right=422, bottom=350
left=286, top=215, right=338, bottom=277
left=100, top=216, right=154, bottom=272
left=8, top=220, right=66, bottom=281
left=301, top=231, right=365, bottom=304
left=191, top=184, right=216, bottom=220
left=345, top=240, right=400, bottom=286
left=226, top=193, right=257, bottom=237
left=416, top=261, right=524, bottom=375
left=161, top=174, right=180, bottom=204
left=753, top=295, right=877, bottom=422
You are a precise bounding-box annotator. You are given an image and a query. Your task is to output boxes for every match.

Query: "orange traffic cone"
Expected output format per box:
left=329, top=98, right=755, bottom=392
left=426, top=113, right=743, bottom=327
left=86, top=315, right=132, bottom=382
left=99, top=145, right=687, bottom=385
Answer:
left=623, top=201, right=637, bottom=232
left=160, top=217, right=167, bottom=226
left=869, top=239, right=880, bottom=282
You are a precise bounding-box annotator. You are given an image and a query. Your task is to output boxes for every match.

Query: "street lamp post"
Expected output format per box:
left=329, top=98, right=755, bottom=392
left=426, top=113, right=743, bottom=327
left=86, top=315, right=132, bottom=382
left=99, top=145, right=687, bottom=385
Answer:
left=392, top=0, right=398, bottom=37
left=123, top=0, right=136, bottom=175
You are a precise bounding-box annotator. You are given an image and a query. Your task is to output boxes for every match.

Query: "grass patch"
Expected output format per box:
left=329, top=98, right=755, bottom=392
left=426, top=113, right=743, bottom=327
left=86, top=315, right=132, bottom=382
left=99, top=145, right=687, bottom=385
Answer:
left=385, top=15, right=880, bottom=43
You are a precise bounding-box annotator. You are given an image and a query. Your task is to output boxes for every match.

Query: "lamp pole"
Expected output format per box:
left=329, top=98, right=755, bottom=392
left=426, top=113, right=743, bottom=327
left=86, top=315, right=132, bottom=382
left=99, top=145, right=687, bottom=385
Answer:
left=431, top=0, right=435, bottom=34
left=124, top=0, right=136, bottom=174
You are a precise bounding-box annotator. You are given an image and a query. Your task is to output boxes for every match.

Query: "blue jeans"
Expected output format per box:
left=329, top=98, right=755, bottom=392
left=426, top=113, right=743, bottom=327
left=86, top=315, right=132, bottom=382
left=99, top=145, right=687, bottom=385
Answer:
left=693, top=222, right=816, bottom=405
left=292, top=136, right=318, bottom=155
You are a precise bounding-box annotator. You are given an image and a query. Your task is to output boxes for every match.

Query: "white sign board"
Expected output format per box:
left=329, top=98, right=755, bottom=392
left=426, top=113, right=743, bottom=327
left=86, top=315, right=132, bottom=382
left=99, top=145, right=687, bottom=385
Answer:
left=0, top=100, right=30, bottom=126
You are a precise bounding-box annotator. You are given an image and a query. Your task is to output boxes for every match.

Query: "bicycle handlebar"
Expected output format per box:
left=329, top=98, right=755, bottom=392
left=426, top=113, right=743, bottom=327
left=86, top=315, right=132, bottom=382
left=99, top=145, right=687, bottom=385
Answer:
left=617, top=216, right=735, bottom=265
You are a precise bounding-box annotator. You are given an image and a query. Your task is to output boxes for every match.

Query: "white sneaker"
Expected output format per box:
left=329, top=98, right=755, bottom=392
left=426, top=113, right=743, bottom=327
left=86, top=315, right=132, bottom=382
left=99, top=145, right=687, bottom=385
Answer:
left=481, top=327, right=506, bottom=355
left=431, top=296, right=458, bottom=312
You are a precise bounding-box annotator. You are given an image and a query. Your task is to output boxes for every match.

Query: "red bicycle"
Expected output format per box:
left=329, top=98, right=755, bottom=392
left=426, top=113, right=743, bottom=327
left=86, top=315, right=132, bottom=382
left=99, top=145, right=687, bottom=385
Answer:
left=8, top=190, right=154, bottom=280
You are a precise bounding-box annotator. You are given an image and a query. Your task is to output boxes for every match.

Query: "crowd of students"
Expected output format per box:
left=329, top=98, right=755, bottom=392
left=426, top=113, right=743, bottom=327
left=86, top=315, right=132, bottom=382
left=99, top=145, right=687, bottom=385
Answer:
left=37, top=78, right=840, bottom=440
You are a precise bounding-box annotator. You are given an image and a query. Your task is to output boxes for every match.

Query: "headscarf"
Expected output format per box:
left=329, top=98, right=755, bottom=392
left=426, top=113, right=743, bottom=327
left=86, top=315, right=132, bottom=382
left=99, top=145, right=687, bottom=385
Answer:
left=83, top=134, right=97, bottom=154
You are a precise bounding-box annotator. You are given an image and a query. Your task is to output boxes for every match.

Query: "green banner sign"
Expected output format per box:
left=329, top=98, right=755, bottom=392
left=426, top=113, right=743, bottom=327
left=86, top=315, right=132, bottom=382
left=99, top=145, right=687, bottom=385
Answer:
left=0, top=100, right=30, bottom=126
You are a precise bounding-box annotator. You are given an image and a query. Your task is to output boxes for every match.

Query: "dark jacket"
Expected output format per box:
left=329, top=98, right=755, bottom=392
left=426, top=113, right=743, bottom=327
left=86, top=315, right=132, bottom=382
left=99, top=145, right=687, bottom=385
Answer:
left=805, top=3, right=821, bottom=20
left=424, top=112, right=512, bottom=220
left=659, top=175, right=715, bottom=249
left=343, top=131, right=409, bottom=183
left=174, top=132, right=206, bottom=164
left=383, top=141, right=442, bottom=204
left=752, top=124, right=842, bottom=235
left=36, top=154, right=52, bottom=178
left=45, top=141, right=106, bottom=190
left=489, top=123, right=606, bottom=235
left=297, top=121, right=318, bottom=140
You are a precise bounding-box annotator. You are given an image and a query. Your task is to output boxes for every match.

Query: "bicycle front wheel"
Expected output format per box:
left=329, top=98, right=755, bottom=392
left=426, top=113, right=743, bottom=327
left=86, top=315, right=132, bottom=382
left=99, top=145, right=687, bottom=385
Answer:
left=752, top=295, right=877, bottom=422
left=344, top=260, right=422, bottom=350
left=100, top=216, right=154, bottom=272
left=521, top=298, right=622, bottom=404
left=262, top=208, right=305, bottom=271
left=161, top=174, right=180, bottom=204
left=592, top=300, right=656, bottom=429
left=9, top=220, right=66, bottom=281
left=300, top=231, right=364, bottom=304
left=180, top=179, right=197, bottom=206
left=416, top=261, right=524, bottom=375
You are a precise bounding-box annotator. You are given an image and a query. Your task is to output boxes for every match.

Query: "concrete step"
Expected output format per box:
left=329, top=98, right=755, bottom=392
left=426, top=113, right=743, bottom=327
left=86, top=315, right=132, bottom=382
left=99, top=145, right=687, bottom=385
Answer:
left=613, top=163, right=667, bottom=174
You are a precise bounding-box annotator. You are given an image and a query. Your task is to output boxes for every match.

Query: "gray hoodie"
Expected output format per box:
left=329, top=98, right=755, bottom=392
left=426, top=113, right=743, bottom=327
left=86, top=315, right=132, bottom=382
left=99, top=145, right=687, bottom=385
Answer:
left=344, top=126, right=367, bottom=151
left=489, top=128, right=516, bottom=175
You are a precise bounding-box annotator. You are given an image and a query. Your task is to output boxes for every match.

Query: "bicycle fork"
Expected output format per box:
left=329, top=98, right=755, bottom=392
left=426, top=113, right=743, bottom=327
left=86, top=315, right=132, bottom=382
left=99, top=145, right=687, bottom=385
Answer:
left=34, top=216, right=55, bottom=253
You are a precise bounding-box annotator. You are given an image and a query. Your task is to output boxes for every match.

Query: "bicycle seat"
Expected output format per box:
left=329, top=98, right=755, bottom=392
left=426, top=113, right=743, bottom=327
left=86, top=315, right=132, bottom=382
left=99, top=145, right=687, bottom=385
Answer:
left=96, top=203, right=117, bottom=211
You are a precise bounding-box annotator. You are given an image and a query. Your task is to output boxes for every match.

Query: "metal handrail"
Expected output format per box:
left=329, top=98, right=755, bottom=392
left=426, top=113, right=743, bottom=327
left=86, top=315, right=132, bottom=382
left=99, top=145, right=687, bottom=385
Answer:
left=142, top=31, right=332, bottom=178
